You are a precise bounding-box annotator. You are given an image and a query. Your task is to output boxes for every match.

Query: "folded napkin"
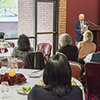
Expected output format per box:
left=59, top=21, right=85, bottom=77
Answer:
left=0, top=48, right=8, bottom=53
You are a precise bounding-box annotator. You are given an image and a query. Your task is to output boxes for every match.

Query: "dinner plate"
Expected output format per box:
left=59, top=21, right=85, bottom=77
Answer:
left=71, top=77, right=82, bottom=88
left=38, top=80, right=45, bottom=86
left=28, top=73, right=42, bottom=78
left=16, top=88, right=29, bottom=95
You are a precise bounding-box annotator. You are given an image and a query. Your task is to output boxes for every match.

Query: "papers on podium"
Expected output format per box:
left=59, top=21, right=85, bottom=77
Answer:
left=81, top=25, right=88, bottom=34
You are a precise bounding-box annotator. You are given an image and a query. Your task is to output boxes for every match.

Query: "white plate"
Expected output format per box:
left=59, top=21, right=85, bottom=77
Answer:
left=71, top=77, right=82, bottom=89
left=28, top=73, right=42, bottom=78
left=16, top=88, right=29, bottom=95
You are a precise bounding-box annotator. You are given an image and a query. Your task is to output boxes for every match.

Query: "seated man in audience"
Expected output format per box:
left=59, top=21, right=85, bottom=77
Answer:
left=57, top=33, right=78, bottom=62
left=84, top=51, right=100, bottom=63
left=28, top=54, right=83, bottom=100
left=91, top=51, right=100, bottom=62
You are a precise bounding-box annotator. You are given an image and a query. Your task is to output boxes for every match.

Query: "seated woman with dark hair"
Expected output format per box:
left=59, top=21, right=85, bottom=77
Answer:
left=11, top=34, right=34, bottom=61
left=28, top=54, right=83, bottom=100
left=57, top=33, right=78, bottom=61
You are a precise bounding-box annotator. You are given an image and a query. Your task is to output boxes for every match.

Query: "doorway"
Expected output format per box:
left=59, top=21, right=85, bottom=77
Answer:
left=35, top=0, right=59, bottom=54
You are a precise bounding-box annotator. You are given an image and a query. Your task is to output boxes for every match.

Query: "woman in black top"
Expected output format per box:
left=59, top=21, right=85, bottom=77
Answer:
left=28, top=54, right=83, bottom=100
left=58, top=33, right=78, bottom=61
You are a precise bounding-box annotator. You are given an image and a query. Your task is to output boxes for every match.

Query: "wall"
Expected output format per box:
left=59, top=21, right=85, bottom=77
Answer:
left=66, top=0, right=100, bottom=49
left=58, top=0, right=66, bottom=48
left=18, top=0, right=33, bottom=36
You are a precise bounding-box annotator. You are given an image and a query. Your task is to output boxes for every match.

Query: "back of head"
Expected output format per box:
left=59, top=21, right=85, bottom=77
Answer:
left=18, top=34, right=30, bottom=51
left=43, top=54, right=71, bottom=96
left=59, top=33, right=72, bottom=47
left=79, top=13, right=84, bottom=16
left=83, top=30, right=93, bottom=42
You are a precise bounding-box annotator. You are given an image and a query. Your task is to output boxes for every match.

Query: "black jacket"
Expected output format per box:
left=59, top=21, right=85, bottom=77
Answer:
left=28, top=85, right=83, bottom=100
left=58, top=45, right=78, bottom=62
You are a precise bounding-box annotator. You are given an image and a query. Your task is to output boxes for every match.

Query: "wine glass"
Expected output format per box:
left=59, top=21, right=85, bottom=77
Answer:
left=1, top=47, right=5, bottom=53
left=1, top=81, right=9, bottom=99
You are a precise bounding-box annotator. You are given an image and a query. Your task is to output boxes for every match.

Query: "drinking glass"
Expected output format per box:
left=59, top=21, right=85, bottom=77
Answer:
left=7, top=58, right=18, bottom=74
left=1, top=81, right=9, bottom=99
left=8, top=47, right=13, bottom=53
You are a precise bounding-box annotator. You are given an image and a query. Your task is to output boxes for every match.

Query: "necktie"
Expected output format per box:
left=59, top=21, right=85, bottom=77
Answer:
left=81, top=23, right=83, bottom=30
left=81, top=23, right=84, bottom=35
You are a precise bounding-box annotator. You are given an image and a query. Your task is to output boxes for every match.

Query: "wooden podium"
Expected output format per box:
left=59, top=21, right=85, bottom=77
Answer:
left=88, top=26, right=100, bottom=51
left=88, top=26, right=100, bottom=31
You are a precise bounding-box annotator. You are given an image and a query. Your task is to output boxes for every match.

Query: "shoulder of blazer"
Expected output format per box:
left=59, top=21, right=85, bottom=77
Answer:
left=75, top=21, right=80, bottom=27
left=75, top=21, right=80, bottom=24
left=84, top=21, right=89, bottom=25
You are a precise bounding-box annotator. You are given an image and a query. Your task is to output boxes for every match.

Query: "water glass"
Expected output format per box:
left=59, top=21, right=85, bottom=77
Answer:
left=7, top=58, right=18, bottom=74
left=1, top=81, right=9, bottom=99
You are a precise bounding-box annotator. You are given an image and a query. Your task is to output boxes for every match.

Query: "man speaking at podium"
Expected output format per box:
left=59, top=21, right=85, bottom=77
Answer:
left=74, top=14, right=89, bottom=46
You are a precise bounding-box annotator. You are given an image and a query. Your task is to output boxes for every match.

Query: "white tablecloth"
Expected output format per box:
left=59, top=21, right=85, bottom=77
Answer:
left=0, top=69, right=85, bottom=100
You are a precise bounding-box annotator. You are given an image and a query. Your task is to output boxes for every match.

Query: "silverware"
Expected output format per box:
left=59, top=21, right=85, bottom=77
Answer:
left=31, top=70, right=41, bottom=74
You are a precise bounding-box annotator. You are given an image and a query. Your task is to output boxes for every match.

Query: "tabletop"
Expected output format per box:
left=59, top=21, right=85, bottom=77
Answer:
left=0, top=69, right=85, bottom=100
left=0, top=69, right=42, bottom=100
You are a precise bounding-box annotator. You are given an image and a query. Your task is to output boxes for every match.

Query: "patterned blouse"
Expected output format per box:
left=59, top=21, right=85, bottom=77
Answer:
left=11, top=47, right=34, bottom=61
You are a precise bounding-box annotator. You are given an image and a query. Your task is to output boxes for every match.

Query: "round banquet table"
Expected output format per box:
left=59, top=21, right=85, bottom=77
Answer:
left=0, top=69, right=85, bottom=100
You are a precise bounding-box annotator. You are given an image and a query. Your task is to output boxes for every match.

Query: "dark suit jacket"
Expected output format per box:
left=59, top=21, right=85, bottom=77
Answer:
left=58, top=45, right=78, bottom=62
left=74, top=21, right=89, bottom=42
left=91, top=52, right=100, bottom=62
left=28, top=85, right=83, bottom=100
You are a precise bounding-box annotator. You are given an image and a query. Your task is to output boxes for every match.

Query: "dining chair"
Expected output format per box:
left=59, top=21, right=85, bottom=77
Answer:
left=69, top=61, right=83, bottom=81
left=36, top=43, right=52, bottom=62
left=0, top=58, right=8, bottom=68
left=55, top=52, right=83, bottom=82
left=8, top=41, right=15, bottom=47
left=0, top=58, right=25, bottom=68
left=25, top=52, right=44, bottom=70
left=84, top=62, right=100, bottom=100
left=17, top=58, right=25, bottom=68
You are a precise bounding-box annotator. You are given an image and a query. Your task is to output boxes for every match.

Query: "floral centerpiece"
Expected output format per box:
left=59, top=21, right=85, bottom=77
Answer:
left=0, top=73, right=27, bottom=86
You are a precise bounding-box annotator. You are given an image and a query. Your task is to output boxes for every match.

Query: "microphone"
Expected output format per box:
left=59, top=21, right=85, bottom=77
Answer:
left=88, top=20, right=98, bottom=26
